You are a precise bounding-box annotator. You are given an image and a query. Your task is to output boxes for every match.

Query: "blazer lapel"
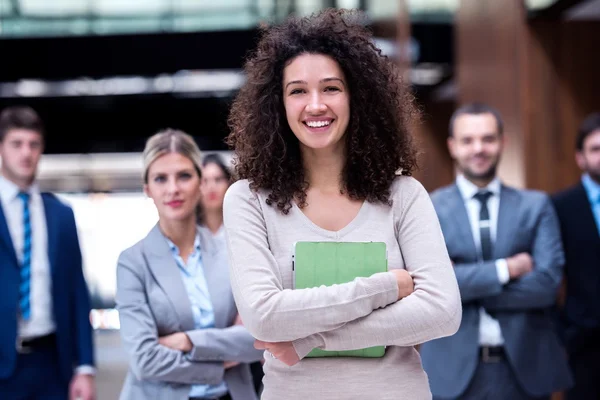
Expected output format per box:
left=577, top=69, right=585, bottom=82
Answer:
left=198, top=229, right=227, bottom=329
left=574, top=183, right=600, bottom=243
left=0, top=203, right=18, bottom=267
left=143, top=224, right=195, bottom=332
left=494, top=185, right=518, bottom=259
left=450, top=184, right=479, bottom=259
left=42, top=194, right=59, bottom=277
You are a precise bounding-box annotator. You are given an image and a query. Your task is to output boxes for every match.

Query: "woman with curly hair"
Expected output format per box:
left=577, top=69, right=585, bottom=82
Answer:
left=223, top=8, right=461, bottom=399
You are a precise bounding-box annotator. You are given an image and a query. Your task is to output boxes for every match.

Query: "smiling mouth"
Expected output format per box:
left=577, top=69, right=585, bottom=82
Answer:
left=303, top=119, right=334, bottom=131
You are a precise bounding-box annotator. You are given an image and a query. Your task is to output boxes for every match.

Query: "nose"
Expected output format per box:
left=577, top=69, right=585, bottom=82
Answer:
left=473, top=139, right=484, bottom=153
left=166, top=178, right=179, bottom=194
left=305, top=92, right=327, bottom=114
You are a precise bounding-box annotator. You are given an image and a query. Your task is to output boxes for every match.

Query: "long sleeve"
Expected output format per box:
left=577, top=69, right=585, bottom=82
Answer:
left=480, top=196, right=564, bottom=311
left=223, top=180, right=399, bottom=343
left=292, top=179, right=462, bottom=357
left=68, top=208, right=95, bottom=369
left=186, top=325, right=264, bottom=363
left=452, top=260, right=503, bottom=302
left=116, top=251, right=224, bottom=385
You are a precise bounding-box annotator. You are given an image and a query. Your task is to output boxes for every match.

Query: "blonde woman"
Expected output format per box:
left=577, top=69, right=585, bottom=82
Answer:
left=116, top=129, right=262, bottom=400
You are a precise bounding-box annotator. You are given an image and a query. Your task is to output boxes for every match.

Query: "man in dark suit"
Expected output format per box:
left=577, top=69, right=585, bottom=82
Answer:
left=552, top=112, right=600, bottom=400
left=0, top=106, right=95, bottom=399
left=420, top=103, right=572, bottom=399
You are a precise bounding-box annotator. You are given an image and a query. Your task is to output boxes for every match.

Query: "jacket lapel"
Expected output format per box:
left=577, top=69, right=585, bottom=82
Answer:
left=41, top=194, right=59, bottom=277
left=450, top=184, right=479, bottom=260
left=198, top=229, right=227, bottom=329
left=142, top=224, right=195, bottom=332
left=574, top=183, right=600, bottom=242
left=0, top=203, right=18, bottom=267
left=494, top=185, right=518, bottom=259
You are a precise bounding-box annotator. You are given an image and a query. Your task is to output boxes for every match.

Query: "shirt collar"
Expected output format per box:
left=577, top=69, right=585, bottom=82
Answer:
left=582, top=173, right=600, bottom=204
left=165, top=228, right=202, bottom=256
left=456, top=174, right=501, bottom=201
left=0, top=175, right=39, bottom=204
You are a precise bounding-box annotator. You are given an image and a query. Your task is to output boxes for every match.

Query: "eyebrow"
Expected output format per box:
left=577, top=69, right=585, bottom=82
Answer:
left=285, top=77, right=345, bottom=90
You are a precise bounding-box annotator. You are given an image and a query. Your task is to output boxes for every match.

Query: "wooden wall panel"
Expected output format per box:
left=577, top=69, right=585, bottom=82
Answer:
left=525, top=21, right=600, bottom=192
left=412, top=99, right=455, bottom=192
left=456, top=0, right=528, bottom=188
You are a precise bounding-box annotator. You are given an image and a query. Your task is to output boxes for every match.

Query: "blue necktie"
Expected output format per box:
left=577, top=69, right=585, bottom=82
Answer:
left=18, top=191, right=31, bottom=320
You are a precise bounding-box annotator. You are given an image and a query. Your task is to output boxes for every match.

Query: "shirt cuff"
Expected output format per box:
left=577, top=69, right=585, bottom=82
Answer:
left=292, top=334, right=325, bottom=360
left=495, top=259, right=510, bottom=284
left=75, top=365, right=96, bottom=376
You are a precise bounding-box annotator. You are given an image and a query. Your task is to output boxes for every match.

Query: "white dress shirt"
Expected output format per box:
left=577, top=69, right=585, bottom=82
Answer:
left=456, top=175, right=509, bottom=346
left=0, top=175, right=94, bottom=375
left=0, top=176, right=55, bottom=339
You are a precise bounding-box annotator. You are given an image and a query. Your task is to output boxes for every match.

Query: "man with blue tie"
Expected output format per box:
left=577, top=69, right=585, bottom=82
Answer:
left=0, top=106, right=95, bottom=399
left=552, top=112, right=600, bottom=400
left=420, top=103, right=572, bottom=399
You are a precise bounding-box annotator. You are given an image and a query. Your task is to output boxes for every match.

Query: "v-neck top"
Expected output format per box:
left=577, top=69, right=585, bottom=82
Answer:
left=223, top=176, right=461, bottom=400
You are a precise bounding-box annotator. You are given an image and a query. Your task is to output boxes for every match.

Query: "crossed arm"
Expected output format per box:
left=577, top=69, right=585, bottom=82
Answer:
left=452, top=196, right=564, bottom=311
left=116, top=252, right=261, bottom=384
left=223, top=179, right=461, bottom=360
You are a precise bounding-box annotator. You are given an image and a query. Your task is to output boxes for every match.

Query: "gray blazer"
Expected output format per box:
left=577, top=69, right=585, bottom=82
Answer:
left=420, top=184, right=572, bottom=398
left=116, top=224, right=263, bottom=400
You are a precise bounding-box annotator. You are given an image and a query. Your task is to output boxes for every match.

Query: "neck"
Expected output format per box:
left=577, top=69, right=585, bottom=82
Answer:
left=158, top=216, right=197, bottom=251
left=586, top=172, right=600, bottom=186
left=1, top=169, right=34, bottom=191
left=462, top=173, right=496, bottom=189
left=204, top=209, right=223, bottom=234
left=302, top=145, right=346, bottom=192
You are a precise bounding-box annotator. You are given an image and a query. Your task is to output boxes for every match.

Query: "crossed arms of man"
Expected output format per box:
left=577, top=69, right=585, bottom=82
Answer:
left=450, top=195, right=564, bottom=311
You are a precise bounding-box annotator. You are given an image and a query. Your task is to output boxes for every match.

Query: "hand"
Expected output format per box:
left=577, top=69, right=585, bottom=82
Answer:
left=254, top=340, right=300, bottom=367
left=159, top=332, right=193, bottom=352
left=224, top=361, right=240, bottom=369
left=507, top=253, right=534, bottom=279
left=390, top=269, right=414, bottom=299
left=69, top=374, right=95, bottom=400
left=234, top=314, right=244, bottom=326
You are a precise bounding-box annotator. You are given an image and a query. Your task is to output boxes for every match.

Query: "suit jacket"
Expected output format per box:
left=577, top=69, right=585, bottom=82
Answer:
left=116, top=224, right=263, bottom=400
left=420, top=183, right=572, bottom=399
left=0, top=193, right=94, bottom=383
left=552, top=183, right=600, bottom=355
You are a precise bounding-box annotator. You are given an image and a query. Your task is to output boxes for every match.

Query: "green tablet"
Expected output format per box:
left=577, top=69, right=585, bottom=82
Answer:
left=293, top=241, right=388, bottom=358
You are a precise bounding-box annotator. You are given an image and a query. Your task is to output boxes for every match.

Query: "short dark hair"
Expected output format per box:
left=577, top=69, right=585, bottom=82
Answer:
left=0, top=106, right=45, bottom=142
left=576, top=112, right=600, bottom=151
left=449, top=102, right=504, bottom=137
left=202, top=153, right=232, bottom=183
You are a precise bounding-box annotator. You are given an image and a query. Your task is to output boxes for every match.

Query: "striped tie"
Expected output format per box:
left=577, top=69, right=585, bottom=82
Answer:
left=17, top=191, right=31, bottom=320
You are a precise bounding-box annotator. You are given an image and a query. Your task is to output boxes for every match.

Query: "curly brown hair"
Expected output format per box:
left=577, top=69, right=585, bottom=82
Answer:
left=227, top=8, right=419, bottom=214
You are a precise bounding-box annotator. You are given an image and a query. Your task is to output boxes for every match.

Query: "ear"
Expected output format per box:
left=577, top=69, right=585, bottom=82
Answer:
left=143, top=184, right=150, bottom=198
left=500, top=133, right=508, bottom=149
left=447, top=136, right=456, bottom=158
left=575, top=151, right=586, bottom=171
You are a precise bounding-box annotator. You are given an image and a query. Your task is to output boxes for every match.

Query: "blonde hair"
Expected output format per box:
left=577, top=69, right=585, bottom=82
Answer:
left=142, top=128, right=203, bottom=183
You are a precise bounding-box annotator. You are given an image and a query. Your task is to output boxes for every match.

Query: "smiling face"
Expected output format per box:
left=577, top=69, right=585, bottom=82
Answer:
left=283, top=53, right=350, bottom=154
left=448, top=112, right=504, bottom=184
left=144, top=152, right=202, bottom=223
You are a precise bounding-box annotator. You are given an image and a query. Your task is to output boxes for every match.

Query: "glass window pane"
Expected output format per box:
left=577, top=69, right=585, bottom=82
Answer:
left=20, top=0, right=89, bottom=15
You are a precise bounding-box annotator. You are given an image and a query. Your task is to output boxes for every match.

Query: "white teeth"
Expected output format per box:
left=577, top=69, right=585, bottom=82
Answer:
left=306, top=120, right=331, bottom=128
